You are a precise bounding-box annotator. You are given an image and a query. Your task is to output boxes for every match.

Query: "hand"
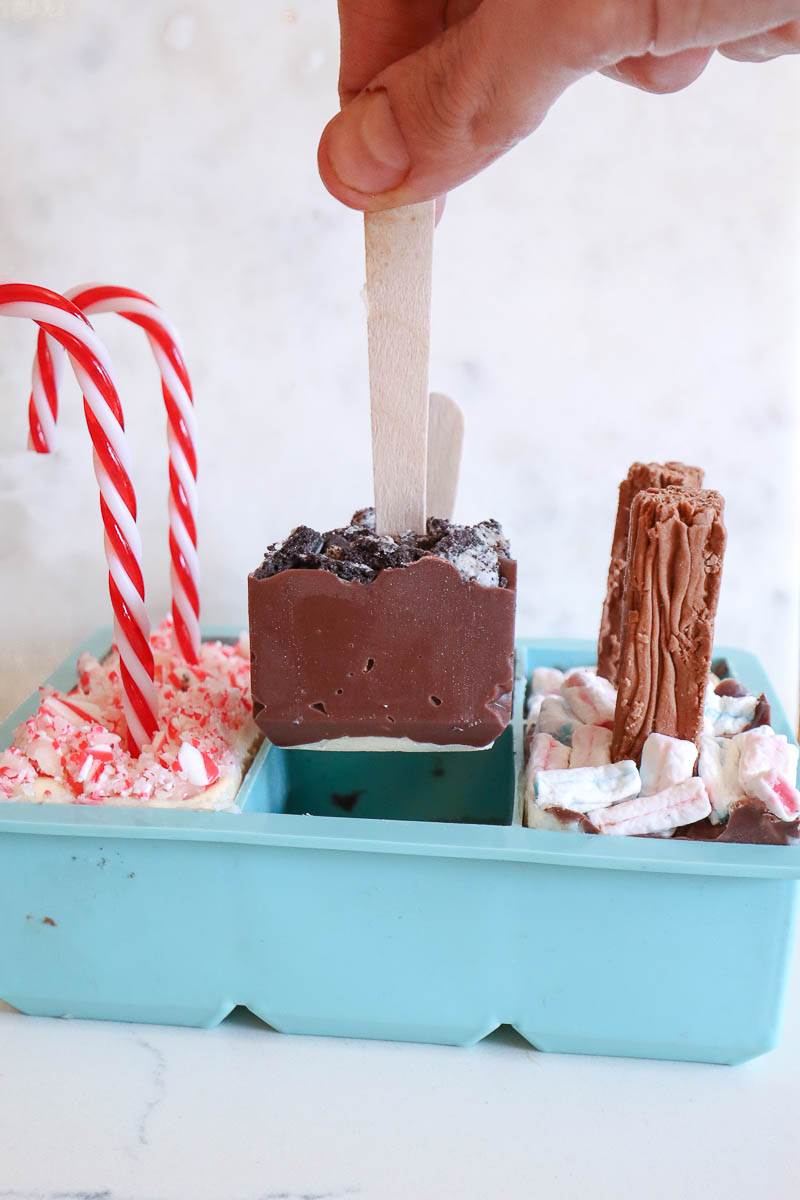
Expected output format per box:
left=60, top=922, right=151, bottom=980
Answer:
left=318, top=0, right=800, bottom=210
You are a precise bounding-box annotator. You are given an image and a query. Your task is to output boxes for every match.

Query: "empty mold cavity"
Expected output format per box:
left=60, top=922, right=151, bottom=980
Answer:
left=244, top=725, right=516, bottom=825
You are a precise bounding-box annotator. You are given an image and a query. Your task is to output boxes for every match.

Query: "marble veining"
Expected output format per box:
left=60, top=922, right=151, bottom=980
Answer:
left=0, top=1190, right=360, bottom=1199
left=255, top=1192, right=361, bottom=1199
left=131, top=1034, right=168, bottom=1150
left=0, top=1193, right=117, bottom=1199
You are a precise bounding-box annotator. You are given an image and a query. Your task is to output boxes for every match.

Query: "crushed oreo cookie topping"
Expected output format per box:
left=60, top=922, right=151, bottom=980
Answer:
left=253, top=509, right=511, bottom=587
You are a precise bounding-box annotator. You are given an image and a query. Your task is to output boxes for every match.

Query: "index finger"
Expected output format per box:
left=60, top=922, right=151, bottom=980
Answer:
left=338, top=0, right=457, bottom=103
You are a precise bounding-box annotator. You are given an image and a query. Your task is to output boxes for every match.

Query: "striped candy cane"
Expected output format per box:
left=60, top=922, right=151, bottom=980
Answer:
left=27, top=284, right=200, bottom=664
left=2, top=281, right=159, bottom=753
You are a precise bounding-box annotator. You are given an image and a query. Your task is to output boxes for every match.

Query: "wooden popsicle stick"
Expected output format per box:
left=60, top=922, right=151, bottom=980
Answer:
left=427, top=391, right=464, bottom=521
left=364, top=201, right=435, bottom=535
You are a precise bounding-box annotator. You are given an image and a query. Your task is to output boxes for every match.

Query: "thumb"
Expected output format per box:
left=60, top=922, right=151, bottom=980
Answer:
left=318, top=0, right=653, bottom=211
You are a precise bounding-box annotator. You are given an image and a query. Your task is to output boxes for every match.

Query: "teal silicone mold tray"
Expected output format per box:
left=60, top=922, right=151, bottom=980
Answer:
left=1, top=628, right=799, bottom=1064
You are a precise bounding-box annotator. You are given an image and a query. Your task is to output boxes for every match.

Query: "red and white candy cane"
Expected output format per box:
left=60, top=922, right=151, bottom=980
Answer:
left=28, top=284, right=200, bottom=665
left=2, top=281, right=159, bottom=753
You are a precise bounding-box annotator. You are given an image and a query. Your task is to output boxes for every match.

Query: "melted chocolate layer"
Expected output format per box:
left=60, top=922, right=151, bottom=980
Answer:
left=248, top=554, right=517, bottom=748
left=717, top=798, right=800, bottom=845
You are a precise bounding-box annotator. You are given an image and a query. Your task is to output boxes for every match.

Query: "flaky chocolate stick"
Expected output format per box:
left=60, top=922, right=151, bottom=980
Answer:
left=365, top=202, right=435, bottom=535
left=597, top=461, right=704, bottom=684
left=611, top=487, right=726, bottom=764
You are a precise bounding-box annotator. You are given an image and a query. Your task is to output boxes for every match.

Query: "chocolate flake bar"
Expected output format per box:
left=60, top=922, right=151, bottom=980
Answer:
left=598, top=462, right=703, bottom=685
left=611, top=487, right=726, bottom=764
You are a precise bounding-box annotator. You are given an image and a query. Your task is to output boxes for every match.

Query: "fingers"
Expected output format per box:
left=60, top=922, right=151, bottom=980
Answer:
left=718, top=19, right=800, bottom=62
left=601, top=47, right=714, bottom=94
left=321, top=0, right=800, bottom=211
left=338, top=1, right=456, bottom=104
left=653, top=2, right=800, bottom=54
left=319, top=0, right=654, bottom=211
left=337, top=1, right=466, bottom=217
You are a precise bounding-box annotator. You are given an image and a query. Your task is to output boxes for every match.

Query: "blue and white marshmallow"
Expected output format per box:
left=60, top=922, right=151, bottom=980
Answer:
left=698, top=734, right=742, bottom=823
left=536, top=696, right=584, bottom=747
left=703, top=683, right=757, bottom=737
left=534, top=760, right=641, bottom=814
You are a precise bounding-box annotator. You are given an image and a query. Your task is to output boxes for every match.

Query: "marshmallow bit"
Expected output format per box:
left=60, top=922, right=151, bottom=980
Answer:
left=561, top=668, right=616, bottom=727
left=703, top=683, right=757, bottom=736
left=526, top=802, right=598, bottom=833
left=746, top=773, right=800, bottom=820
left=529, top=732, right=572, bottom=773
left=736, top=726, right=797, bottom=780
left=524, top=733, right=571, bottom=813
left=595, top=777, right=711, bottom=837
left=639, top=733, right=698, bottom=796
left=737, top=726, right=800, bottom=819
left=535, top=760, right=640, bottom=814
left=525, top=693, right=545, bottom=730
left=536, top=696, right=584, bottom=747
left=570, top=724, right=612, bottom=769
left=530, top=667, right=565, bottom=697
left=698, top=734, right=742, bottom=823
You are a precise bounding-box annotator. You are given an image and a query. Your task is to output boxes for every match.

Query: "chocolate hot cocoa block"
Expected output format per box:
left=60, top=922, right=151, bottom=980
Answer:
left=611, top=487, right=726, bottom=764
left=248, top=512, right=517, bottom=749
left=598, top=461, right=704, bottom=686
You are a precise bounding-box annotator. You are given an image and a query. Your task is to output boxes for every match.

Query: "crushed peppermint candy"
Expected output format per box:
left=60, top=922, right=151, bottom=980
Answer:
left=1, top=617, right=258, bottom=811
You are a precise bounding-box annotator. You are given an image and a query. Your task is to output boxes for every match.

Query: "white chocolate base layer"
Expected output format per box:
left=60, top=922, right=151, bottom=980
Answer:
left=290, top=736, right=494, bottom=753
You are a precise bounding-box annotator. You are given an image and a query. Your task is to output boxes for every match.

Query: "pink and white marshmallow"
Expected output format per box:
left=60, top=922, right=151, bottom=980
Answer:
left=525, top=732, right=571, bottom=809
left=570, top=724, right=612, bottom=768
left=529, top=732, right=572, bottom=773
left=736, top=726, right=800, bottom=820
left=534, top=759, right=640, bottom=813
left=639, top=733, right=698, bottom=796
left=530, top=666, right=566, bottom=697
left=743, top=772, right=800, bottom=821
left=698, top=734, right=742, bottom=823
left=595, top=777, right=711, bottom=837
left=561, top=668, right=616, bottom=727
left=736, top=726, right=797, bottom=781
left=526, top=667, right=566, bottom=728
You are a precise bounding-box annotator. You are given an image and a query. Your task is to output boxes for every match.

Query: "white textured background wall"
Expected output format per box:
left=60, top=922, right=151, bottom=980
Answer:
left=1, top=1, right=798, bottom=721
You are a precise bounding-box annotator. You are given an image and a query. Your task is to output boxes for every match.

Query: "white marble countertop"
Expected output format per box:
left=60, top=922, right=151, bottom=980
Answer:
left=2, top=928, right=799, bottom=1200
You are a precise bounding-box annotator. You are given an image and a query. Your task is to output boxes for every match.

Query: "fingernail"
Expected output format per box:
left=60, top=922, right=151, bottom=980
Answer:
left=326, top=89, right=410, bottom=195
